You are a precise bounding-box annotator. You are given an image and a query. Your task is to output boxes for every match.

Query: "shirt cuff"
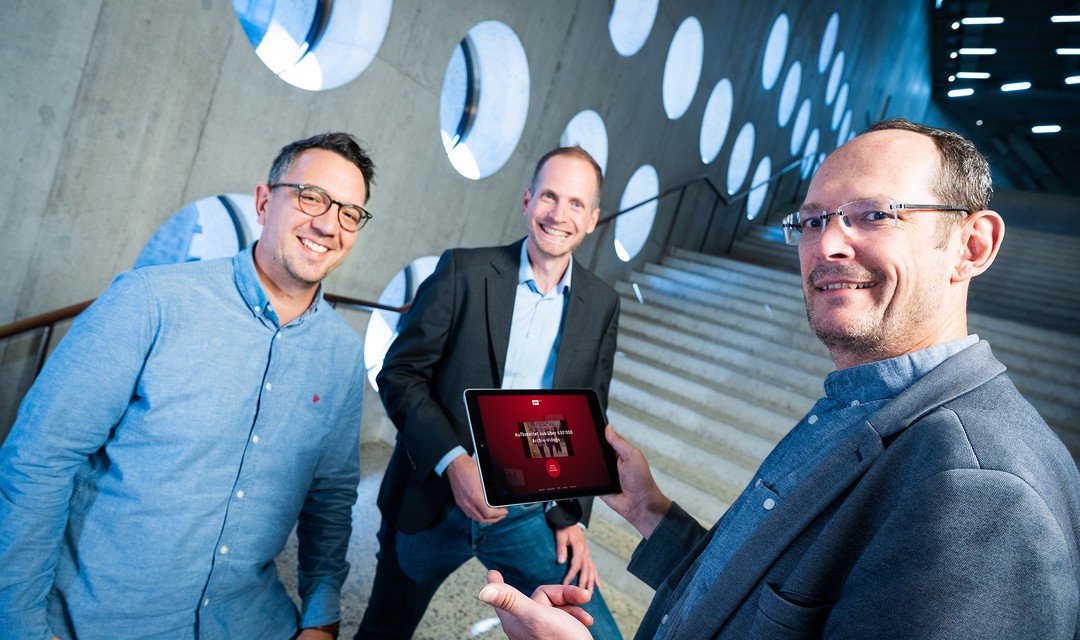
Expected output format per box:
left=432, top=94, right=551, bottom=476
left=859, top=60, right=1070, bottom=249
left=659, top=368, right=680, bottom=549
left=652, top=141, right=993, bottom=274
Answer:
left=434, top=446, right=468, bottom=477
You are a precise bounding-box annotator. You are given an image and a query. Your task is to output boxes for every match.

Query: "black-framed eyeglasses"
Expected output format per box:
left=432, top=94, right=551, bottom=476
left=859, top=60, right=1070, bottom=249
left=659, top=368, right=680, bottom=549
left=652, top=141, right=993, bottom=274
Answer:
left=781, top=198, right=970, bottom=246
left=269, top=183, right=373, bottom=232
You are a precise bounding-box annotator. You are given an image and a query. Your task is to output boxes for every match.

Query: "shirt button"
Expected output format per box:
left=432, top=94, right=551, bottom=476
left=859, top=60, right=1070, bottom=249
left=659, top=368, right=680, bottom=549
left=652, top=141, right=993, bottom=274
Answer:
left=850, top=399, right=861, bottom=407
left=763, top=498, right=776, bottom=510
left=661, top=614, right=668, bottom=625
left=808, top=415, right=819, bottom=425
left=265, top=382, right=272, bottom=391
left=251, top=435, right=260, bottom=444
left=203, top=598, right=210, bottom=607
left=236, top=489, right=245, bottom=499
left=219, top=545, right=229, bottom=555
left=253, top=306, right=260, bottom=314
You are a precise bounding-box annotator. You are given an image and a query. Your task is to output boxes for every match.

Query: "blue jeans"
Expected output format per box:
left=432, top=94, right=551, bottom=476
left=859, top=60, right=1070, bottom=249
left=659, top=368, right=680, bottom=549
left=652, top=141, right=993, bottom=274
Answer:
left=356, top=503, right=622, bottom=639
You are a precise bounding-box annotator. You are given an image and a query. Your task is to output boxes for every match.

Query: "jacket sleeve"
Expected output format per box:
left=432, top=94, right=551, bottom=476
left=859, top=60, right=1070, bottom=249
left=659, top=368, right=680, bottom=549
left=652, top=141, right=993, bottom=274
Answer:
left=375, top=250, right=464, bottom=479
left=626, top=502, right=710, bottom=590
left=0, top=271, right=154, bottom=639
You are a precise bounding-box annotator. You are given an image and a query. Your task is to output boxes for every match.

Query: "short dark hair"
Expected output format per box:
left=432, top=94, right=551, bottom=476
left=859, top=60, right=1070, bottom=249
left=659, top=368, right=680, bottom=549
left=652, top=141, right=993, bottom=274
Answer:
left=268, top=132, right=376, bottom=202
left=530, top=146, right=604, bottom=208
left=863, top=118, right=992, bottom=212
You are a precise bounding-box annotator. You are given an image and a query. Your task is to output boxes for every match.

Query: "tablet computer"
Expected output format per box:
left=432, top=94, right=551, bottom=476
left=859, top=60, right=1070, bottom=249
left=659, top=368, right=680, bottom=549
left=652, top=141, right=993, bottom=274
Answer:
left=463, top=388, right=621, bottom=507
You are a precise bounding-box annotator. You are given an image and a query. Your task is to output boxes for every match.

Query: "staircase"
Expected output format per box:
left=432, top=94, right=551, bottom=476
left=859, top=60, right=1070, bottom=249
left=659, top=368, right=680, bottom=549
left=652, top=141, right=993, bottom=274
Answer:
left=581, top=239, right=1080, bottom=631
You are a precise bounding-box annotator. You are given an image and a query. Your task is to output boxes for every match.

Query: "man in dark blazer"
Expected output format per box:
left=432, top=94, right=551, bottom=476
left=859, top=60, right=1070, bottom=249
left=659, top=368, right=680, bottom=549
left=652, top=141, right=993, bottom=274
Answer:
left=479, top=120, right=1080, bottom=639
left=356, top=147, right=622, bottom=639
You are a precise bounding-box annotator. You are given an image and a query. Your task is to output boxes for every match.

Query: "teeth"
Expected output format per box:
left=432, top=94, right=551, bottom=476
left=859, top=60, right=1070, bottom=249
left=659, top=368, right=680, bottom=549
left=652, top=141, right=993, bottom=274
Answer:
left=542, top=225, right=570, bottom=238
left=301, top=238, right=328, bottom=254
left=822, top=282, right=873, bottom=290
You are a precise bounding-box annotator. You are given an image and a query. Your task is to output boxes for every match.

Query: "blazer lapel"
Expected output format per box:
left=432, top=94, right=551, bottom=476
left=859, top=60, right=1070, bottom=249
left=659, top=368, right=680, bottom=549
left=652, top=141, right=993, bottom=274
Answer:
left=552, top=259, right=587, bottom=388
left=486, top=241, right=522, bottom=383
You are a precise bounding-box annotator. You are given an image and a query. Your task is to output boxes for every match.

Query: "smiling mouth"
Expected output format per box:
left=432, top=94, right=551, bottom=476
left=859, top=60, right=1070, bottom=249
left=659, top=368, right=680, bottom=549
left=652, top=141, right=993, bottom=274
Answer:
left=819, top=282, right=875, bottom=291
left=540, top=224, right=571, bottom=239
left=301, top=238, right=329, bottom=254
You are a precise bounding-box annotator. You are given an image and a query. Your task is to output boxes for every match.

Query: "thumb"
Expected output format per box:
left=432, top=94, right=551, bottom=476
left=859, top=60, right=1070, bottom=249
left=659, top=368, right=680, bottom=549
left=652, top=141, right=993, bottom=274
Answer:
left=479, top=582, right=522, bottom=612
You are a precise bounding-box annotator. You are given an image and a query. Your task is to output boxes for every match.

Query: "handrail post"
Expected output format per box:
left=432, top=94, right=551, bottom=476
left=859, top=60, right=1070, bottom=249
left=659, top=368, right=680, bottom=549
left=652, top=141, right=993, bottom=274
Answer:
left=33, top=324, right=53, bottom=378
left=660, top=185, right=689, bottom=259
left=588, top=219, right=613, bottom=273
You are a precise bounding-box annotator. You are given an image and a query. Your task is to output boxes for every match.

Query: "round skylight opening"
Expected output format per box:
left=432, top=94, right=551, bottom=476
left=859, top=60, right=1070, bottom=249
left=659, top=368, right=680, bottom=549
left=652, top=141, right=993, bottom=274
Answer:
left=662, top=17, right=704, bottom=120
left=135, top=194, right=258, bottom=267
left=761, top=13, right=790, bottom=91
left=746, top=156, right=772, bottom=221
left=608, top=0, right=659, bottom=57
left=837, top=109, right=854, bottom=147
left=727, top=122, right=756, bottom=195
left=790, top=98, right=812, bottom=156
left=615, top=165, right=659, bottom=262
left=801, top=128, right=821, bottom=179
left=777, top=61, right=802, bottom=127
left=819, top=13, right=840, bottom=74
left=232, top=0, right=392, bottom=91
left=700, top=78, right=734, bottom=164
left=364, top=255, right=439, bottom=390
left=439, top=21, right=530, bottom=180
left=560, top=110, right=609, bottom=176
left=832, top=82, right=849, bottom=131
left=826, top=51, right=845, bottom=104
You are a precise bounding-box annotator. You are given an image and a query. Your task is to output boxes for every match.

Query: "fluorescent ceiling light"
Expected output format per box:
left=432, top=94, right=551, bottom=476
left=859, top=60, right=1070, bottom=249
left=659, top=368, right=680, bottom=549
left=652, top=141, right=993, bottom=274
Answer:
left=1001, top=82, right=1031, bottom=91
left=1031, top=125, right=1061, bottom=134
left=1067, top=75, right=1080, bottom=85
left=961, top=17, right=1004, bottom=25
left=948, top=88, right=975, bottom=97
left=1057, top=48, right=1080, bottom=55
left=1050, top=15, right=1080, bottom=23
left=956, top=72, right=990, bottom=79
left=959, top=48, right=997, bottom=55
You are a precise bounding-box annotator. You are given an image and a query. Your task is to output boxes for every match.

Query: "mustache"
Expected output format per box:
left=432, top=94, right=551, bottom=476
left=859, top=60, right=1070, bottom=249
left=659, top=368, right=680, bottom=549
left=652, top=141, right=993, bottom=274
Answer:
left=806, top=265, right=881, bottom=288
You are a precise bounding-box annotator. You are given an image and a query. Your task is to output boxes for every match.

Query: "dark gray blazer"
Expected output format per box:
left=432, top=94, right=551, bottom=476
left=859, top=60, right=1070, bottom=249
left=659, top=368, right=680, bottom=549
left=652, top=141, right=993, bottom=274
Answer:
left=630, top=341, right=1080, bottom=639
left=376, top=240, right=620, bottom=534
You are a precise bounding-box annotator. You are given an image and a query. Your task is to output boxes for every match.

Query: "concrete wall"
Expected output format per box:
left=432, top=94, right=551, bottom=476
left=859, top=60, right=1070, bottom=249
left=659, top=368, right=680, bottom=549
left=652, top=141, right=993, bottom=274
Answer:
left=0, top=0, right=931, bottom=436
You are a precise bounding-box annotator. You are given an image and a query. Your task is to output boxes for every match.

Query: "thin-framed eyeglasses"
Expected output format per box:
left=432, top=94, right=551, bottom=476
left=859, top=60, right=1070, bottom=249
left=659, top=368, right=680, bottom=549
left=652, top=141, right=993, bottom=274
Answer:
left=269, top=183, right=373, bottom=232
left=781, top=198, right=970, bottom=246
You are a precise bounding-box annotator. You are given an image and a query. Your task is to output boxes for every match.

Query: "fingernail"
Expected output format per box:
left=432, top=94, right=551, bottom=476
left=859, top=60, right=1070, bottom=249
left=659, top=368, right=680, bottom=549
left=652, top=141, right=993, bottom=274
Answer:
left=478, top=585, right=497, bottom=603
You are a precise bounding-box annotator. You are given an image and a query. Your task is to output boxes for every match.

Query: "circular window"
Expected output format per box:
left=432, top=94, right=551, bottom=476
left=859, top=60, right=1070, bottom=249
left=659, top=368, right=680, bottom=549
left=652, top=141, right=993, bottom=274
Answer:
left=837, top=109, right=854, bottom=147
left=662, top=17, right=704, bottom=120
left=135, top=194, right=258, bottom=267
left=832, top=82, right=849, bottom=131
left=608, top=0, right=659, bottom=57
left=761, top=13, right=790, bottom=91
left=363, top=255, right=440, bottom=390
left=790, top=98, right=812, bottom=156
left=819, top=13, right=840, bottom=74
left=801, top=128, right=821, bottom=179
left=777, top=61, right=802, bottom=127
left=826, top=51, right=845, bottom=105
left=615, top=165, right=660, bottom=262
left=746, top=156, right=772, bottom=221
left=233, top=0, right=392, bottom=91
left=439, top=21, right=530, bottom=180
left=700, top=78, right=734, bottom=164
left=727, top=122, right=756, bottom=195
left=560, top=110, right=609, bottom=176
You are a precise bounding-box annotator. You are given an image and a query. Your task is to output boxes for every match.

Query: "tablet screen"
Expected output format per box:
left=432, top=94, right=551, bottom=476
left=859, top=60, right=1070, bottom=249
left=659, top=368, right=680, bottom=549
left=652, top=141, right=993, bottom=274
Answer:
left=463, top=388, right=621, bottom=507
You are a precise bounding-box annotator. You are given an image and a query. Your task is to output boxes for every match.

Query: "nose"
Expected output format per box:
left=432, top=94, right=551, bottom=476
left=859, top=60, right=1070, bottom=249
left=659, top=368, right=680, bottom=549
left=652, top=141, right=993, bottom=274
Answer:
left=310, top=205, right=343, bottom=235
left=813, top=213, right=856, bottom=259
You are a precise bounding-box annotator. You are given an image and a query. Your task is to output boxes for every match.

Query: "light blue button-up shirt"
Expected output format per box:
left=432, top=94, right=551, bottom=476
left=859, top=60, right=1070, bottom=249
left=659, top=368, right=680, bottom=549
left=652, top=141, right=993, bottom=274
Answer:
left=435, top=240, right=571, bottom=475
left=0, top=246, right=364, bottom=639
left=658, top=335, right=980, bottom=638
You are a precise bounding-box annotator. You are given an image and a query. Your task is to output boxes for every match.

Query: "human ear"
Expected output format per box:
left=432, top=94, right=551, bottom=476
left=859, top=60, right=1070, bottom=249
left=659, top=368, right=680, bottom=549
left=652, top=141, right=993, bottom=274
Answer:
left=953, top=209, right=1004, bottom=283
left=254, top=183, right=272, bottom=226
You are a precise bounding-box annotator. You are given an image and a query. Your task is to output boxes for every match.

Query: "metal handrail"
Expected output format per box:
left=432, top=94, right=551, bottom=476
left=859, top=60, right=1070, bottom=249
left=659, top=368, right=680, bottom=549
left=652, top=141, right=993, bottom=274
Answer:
left=589, top=156, right=807, bottom=272
left=0, top=293, right=408, bottom=381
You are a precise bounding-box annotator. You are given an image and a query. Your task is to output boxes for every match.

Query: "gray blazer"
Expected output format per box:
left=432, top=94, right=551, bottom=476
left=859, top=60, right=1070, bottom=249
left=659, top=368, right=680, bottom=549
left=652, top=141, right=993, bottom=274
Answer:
left=630, top=341, right=1080, bottom=639
left=376, top=240, right=620, bottom=534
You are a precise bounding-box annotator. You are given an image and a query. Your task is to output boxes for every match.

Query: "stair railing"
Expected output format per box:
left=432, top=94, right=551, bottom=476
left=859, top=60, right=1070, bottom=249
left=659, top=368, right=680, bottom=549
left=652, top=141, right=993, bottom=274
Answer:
left=588, top=156, right=808, bottom=273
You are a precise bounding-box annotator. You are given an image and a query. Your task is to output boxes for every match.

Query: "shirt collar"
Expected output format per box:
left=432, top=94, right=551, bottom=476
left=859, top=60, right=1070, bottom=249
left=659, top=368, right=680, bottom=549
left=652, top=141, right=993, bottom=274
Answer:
left=233, top=243, right=323, bottom=326
left=518, top=239, right=572, bottom=295
left=823, top=334, right=980, bottom=405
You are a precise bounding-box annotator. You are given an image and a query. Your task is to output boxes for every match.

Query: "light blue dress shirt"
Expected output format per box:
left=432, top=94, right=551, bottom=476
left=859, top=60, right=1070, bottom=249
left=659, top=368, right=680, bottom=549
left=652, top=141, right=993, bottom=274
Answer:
left=435, top=240, right=571, bottom=475
left=0, top=246, right=364, bottom=639
left=657, top=335, right=980, bottom=638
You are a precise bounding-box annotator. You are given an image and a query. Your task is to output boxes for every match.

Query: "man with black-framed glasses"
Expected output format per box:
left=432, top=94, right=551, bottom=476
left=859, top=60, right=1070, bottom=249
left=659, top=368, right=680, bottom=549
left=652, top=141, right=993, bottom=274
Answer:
left=479, top=119, right=1080, bottom=639
left=0, top=132, right=375, bottom=639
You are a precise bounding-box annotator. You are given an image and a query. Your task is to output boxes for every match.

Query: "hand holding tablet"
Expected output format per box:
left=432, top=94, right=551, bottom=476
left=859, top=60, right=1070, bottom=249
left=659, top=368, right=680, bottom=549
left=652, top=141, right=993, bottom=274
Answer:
left=463, top=388, right=621, bottom=507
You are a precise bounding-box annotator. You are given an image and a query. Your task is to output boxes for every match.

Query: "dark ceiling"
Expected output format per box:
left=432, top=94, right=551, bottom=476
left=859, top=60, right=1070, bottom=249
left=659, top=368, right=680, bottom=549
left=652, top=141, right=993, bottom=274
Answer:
left=930, top=0, right=1080, bottom=195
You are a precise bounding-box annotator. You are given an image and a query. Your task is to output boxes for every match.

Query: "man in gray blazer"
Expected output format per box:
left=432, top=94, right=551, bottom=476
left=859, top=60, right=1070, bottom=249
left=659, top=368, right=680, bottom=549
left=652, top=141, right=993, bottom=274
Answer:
left=479, top=120, right=1080, bottom=639
left=356, top=147, right=622, bottom=639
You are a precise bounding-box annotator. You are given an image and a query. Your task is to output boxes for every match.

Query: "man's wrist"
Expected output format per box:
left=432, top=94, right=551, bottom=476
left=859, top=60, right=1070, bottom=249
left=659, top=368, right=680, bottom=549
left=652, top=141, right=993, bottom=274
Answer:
left=301, top=621, right=340, bottom=638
